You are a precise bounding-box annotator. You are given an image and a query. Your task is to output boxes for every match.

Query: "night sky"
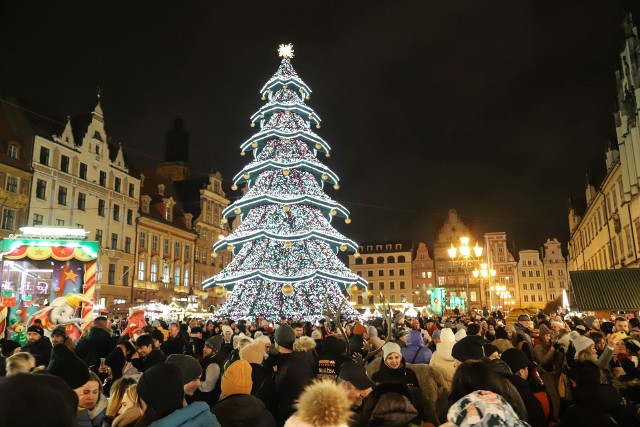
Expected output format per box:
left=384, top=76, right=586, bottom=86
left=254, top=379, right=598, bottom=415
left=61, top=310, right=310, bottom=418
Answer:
left=0, top=1, right=634, bottom=253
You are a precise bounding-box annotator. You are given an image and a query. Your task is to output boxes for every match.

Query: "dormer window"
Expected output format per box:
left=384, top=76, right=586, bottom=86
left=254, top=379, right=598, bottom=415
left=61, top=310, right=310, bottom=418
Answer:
left=141, top=196, right=151, bottom=214
left=158, top=184, right=165, bottom=196
left=7, top=144, right=19, bottom=160
left=165, top=205, right=172, bottom=221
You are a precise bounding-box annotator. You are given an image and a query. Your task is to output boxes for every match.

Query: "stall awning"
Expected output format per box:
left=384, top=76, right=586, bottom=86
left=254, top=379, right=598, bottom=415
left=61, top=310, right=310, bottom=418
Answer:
left=569, top=269, right=640, bottom=311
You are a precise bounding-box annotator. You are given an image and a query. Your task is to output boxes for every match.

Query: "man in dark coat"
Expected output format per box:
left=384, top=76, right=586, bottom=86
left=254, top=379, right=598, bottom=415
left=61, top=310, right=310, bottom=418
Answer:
left=501, top=348, right=547, bottom=427
left=22, top=325, right=52, bottom=367
left=190, top=335, right=226, bottom=407
left=75, top=318, right=116, bottom=373
left=161, top=322, right=186, bottom=356
left=131, top=334, right=166, bottom=372
left=274, top=324, right=315, bottom=426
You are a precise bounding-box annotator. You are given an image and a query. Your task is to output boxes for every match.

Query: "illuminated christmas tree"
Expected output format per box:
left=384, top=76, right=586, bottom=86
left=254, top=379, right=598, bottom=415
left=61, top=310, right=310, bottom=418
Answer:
left=203, top=44, right=366, bottom=321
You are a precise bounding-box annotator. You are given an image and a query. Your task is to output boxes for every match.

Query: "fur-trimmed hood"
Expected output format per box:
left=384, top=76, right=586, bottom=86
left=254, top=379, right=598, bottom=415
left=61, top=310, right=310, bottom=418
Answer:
left=284, top=379, right=352, bottom=427
left=293, top=336, right=317, bottom=353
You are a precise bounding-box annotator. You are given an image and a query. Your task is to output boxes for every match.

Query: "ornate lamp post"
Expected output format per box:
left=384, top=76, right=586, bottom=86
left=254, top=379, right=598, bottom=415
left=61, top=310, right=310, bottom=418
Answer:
left=447, top=237, right=483, bottom=315
left=473, top=263, right=496, bottom=309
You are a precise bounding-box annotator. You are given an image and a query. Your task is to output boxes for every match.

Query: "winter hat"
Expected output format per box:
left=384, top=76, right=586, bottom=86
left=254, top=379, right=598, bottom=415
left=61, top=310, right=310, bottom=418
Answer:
left=624, top=338, right=640, bottom=354
left=382, top=342, right=402, bottom=360
left=431, top=329, right=441, bottom=341
left=584, top=316, right=597, bottom=329
left=190, top=326, right=203, bottom=335
left=221, top=360, right=253, bottom=396
left=165, top=354, right=202, bottom=384
left=445, top=390, right=528, bottom=427
left=275, top=324, right=296, bottom=350
left=233, top=333, right=251, bottom=350
left=538, top=324, right=552, bottom=339
left=352, top=323, right=366, bottom=336
left=451, top=335, right=485, bottom=362
left=517, top=314, right=530, bottom=322
left=256, top=334, right=272, bottom=346
left=454, top=329, right=467, bottom=342
left=501, top=348, right=530, bottom=373
left=367, top=325, right=378, bottom=338
left=221, top=325, right=233, bottom=335
left=46, top=343, right=90, bottom=389
left=51, top=325, right=67, bottom=338
left=436, top=328, right=456, bottom=356
left=285, top=379, right=352, bottom=427
left=551, top=320, right=565, bottom=329
left=205, top=335, right=224, bottom=352
left=236, top=323, right=246, bottom=334
left=411, top=319, right=420, bottom=330
left=240, top=339, right=265, bottom=365
left=137, top=363, right=184, bottom=412
left=151, top=320, right=161, bottom=328
left=338, top=362, right=376, bottom=390
left=484, top=344, right=499, bottom=358
left=0, top=339, right=21, bottom=357
left=311, top=330, right=322, bottom=340
left=575, top=325, right=587, bottom=335
left=600, top=322, right=615, bottom=335
left=573, top=336, right=595, bottom=356
left=393, top=311, right=404, bottom=324
left=27, top=325, right=44, bottom=337
left=505, top=324, right=516, bottom=334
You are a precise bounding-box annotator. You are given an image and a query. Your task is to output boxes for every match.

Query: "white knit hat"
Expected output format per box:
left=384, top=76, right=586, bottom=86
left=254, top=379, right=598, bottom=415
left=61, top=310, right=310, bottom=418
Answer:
left=573, top=336, right=595, bottom=356
left=436, top=328, right=455, bottom=357
left=221, top=325, right=233, bottom=334
left=382, top=342, right=402, bottom=360
left=455, top=329, right=467, bottom=342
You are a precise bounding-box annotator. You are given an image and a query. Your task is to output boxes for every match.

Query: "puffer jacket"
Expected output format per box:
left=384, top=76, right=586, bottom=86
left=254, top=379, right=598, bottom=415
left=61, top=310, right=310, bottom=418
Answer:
left=213, top=394, right=275, bottom=427
left=150, top=402, right=220, bottom=427
left=401, top=330, right=432, bottom=364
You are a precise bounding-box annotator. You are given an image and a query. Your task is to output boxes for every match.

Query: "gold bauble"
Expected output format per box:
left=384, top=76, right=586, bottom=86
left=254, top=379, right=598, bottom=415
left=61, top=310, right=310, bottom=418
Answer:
left=340, top=244, right=347, bottom=252
left=354, top=252, right=360, bottom=258
left=325, top=152, right=331, bottom=158
left=243, top=173, right=250, bottom=179
left=306, top=95, right=310, bottom=100
left=321, top=174, right=328, bottom=181
left=283, top=169, right=290, bottom=176
left=284, top=241, right=292, bottom=249
left=261, top=95, right=266, bottom=100
left=330, top=209, right=337, bottom=216
left=281, top=284, right=294, bottom=296
left=283, top=84, right=288, bottom=89
left=214, top=285, right=226, bottom=297
left=334, top=184, right=340, bottom=190
left=234, top=208, right=241, bottom=215
left=240, top=151, right=245, bottom=156
left=308, top=115, right=313, bottom=120
left=316, top=124, right=321, bottom=129
left=212, top=252, right=218, bottom=258
left=251, top=141, right=258, bottom=148
left=366, top=290, right=373, bottom=297
left=345, top=218, right=351, bottom=224
left=347, top=284, right=360, bottom=296
left=226, top=245, right=234, bottom=251
left=283, top=205, right=291, bottom=212
left=315, top=143, right=322, bottom=150
left=260, top=113, right=264, bottom=118
left=299, top=87, right=304, bottom=93
left=231, top=184, right=238, bottom=191
left=221, top=218, right=228, bottom=224
left=250, top=122, right=255, bottom=127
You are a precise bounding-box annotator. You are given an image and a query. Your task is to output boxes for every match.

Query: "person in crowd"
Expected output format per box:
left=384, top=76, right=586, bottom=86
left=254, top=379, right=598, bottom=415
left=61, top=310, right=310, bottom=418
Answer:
left=47, top=343, right=91, bottom=391
left=51, top=325, right=75, bottom=350
left=135, top=363, right=219, bottom=426
left=150, top=329, right=164, bottom=351
left=0, top=373, right=78, bottom=427
left=21, top=324, right=52, bottom=367
left=275, top=324, right=316, bottom=425
left=493, top=326, right=514, bottom=353
left=615, top=316, right=630, bottom=337
left=316, top=334, right=350, bottom=381
left=359, top=381, right=420, bottom=427
left=442, top=389, right=529, bottom=427
left=366, top=325, right=385, bottom=352
left=292, top=322, right=304, bottom=339
left=584, top=315, right=600, bottom=335
left=212, top=359, right=276, bottom=427
left=349, top=322, right=368, bottom=358
left=371, top=342, right=420, bottom=388
left=240, top=338, right=278, bottom=418
left=102, top=376, right=137, bottom=426
left=187, top=326, right=205, bottom=360
left=161, top=322, right=187, bottom=356
left=451, top=334, right=485, bottom=367
left=191, top=335, right=225, bottom=406
left=561, top=360, right=637, bottom=426
left=75, top=316, right=117, bottom=374
left=109, top=383, right=143, bottom=427
left=0, top=338, right=21, bottom=358
left=572, top=334, right=617, bottom=370
left=285, top=379, right=352, bottom=427
left=484, top=344, right=500, bottom=360
left=485, top=323, right=497, bottom=342
left=454, top=328, right=466, bottom=342
left=401, top=329, right=432, bottom=364
left=166, top=353, right=203, bottom=398
left=5, top=352, right=38, bottom=375
left=501, top=348, right=547, bottom=427
left=220, top=325, right=234, bottom=357
left=131, top=334, right=166, bottom=372
left=76, top=371, right=109, bottom=427
left=103, top=339, right=136, bottom=387
left=429, top=327, right=456, bottom=387
left=336, top=362, right=375, bottom=427
left=514, top=314, right=535, bottom=362
left=203, top=320, right=215, bottom=340
left=533, top=323, right=563, bottom=419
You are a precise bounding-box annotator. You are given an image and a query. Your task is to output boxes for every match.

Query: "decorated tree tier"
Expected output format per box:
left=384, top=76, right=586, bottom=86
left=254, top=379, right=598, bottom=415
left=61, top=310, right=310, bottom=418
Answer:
left=204, top=44, right=366, bottom=321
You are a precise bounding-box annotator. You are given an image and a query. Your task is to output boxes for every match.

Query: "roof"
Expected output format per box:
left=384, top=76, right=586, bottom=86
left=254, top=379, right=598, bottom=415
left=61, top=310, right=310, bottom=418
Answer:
left=569, top=269, right=640, bottom=311
left=173, top=178, right=208, bottom=219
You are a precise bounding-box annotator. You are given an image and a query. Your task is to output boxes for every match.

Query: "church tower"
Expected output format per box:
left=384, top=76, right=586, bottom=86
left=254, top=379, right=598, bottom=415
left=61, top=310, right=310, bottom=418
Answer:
left=157, top=116, right=191, bottom=181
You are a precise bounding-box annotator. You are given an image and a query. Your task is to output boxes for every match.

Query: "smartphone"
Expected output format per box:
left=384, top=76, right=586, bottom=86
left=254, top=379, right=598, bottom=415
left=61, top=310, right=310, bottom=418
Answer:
left=100, top=358, right=106, bottom=366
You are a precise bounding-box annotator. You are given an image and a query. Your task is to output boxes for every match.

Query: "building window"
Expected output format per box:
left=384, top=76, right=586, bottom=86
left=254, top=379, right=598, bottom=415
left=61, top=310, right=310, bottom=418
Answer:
left=1, top=209, right=15, bottom=230
left=163, top=264, right=170, bottom=283
left=390, top=295, right=395, bottom=303
left=400, top=281, right=405, bottom=289
left=111, top=233, right=118, bottom=250
left=537, top=283, right=542, bottom=290
left=185, top=245, right=191, bottom=260
left=378, top=270, right=384, bottom=276
left=379, top=282, right=385, bottom=290
left=99, top=171, right=106, bottom=187
left=138, top=260, right=146, bottom=281
left=60, top=155, right=70, bottom=173
left=78, top=193, right=86, bottom=211
left=366, top=257, right=373, bottom=264
left=7, top=144, right=19, bottom=159
left=33, top=213, right=43, bottom=226
left=174, top=242, right=181, bottom=258
left=5, top=176, right=17, bottom=193
left=79, top=163, right=88, bottom=180
left=398, top=255, right=406, bottom=262
left=164, top=239, right=170, bottom=255
left=98, top=200, right=105, bottom=216
left=142, top=199, right=150, bottom=213
left=174, top=266, right=181, bottom=285
left=389, top=269, right=395, bottom=277
left=152, top=235, right=159, bottom=252
left=538, top=295, right=543, bottom=302
left=114, top=177, right=121, bottom=193
left=129, top=183, right=135, bottom=197
left=127, top=209, right=133, bottom=225
left=113, top=204, right=120, bottom=221
left=139, top=232, right=147, bottom=248
left=390, top=281, right=395, bottom=290
left=58, top=186, right=68, bottom=205
left=56, top=219, right=64, bottom=226
left=355, top=258, right=363, bottom=265
left=122, top=267, right=129, bottom=286
left=36, top=179, right=47, bottom=199
left=367, top=270, right=373, bottom=277
left=39, top=147, right=50, bottom=165
left=524, top=295, right=529, bottom=302
left=184, top=268, right=190, bottom=286
left=96, top=229, right=103, bottom=245
left=150, top=262, right=158, bottom=282
left=125, top=237, right=131, bottom=253
left=166, top=206, right=172, bottom=221
left=108, top=264, right=116, bottom=285
left=550, top=294, right=555, bottom=300
left=399, top=269, right=405, bottom=275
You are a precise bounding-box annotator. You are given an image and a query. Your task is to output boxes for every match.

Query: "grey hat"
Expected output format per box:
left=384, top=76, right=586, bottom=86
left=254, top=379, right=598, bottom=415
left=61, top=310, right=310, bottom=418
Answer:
left=165, top=354, right=202, bottom=384
left=274, top=324, right=296, bottom=350
left=205, top=335, right=224, bottom=352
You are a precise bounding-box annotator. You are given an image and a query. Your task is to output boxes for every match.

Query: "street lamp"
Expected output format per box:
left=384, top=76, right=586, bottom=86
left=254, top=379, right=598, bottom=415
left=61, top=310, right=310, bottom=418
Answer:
left=473, top=263, right=496, bottom=309
left=448, top=236, right=483, bottom=315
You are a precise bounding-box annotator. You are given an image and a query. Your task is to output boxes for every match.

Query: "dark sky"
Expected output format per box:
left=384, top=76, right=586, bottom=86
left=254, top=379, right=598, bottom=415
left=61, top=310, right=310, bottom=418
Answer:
left=0, top=1, right=633, bottom=253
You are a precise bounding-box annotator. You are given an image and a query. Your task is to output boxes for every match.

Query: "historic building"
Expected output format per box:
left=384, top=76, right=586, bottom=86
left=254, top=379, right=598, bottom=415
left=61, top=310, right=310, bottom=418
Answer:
left=568, top=14, right=640, bottom=271
left=25, top=98, right=140, bottom=308
left=349, top=241, right=413, bottom=309
left=411, top=242, right=435, bottom=306
left=517, top=249, right=547, bottom=309
left=541, top=238, right=569, bottom=306
left=484, top=232, right=518, bottom=309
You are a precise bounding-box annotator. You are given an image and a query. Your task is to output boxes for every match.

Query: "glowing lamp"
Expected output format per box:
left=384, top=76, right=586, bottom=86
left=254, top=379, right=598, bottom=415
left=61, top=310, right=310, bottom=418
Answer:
left=447, top=244, right=457, bottom=259
left=281, top=284, right=294, bottom=296
left=460, top=237, right=470, bottom=246
left=473, top=243, right=483, bottom=257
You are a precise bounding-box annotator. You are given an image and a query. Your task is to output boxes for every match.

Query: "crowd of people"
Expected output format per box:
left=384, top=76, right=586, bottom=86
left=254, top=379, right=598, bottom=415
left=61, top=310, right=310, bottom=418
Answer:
left=2, top=309, right=640, bottom=427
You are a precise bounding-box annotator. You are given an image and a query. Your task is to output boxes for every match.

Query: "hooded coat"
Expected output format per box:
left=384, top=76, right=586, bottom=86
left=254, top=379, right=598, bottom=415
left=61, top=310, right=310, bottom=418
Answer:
left=213, top=394, right=276, bottom=427
left=401, top=330, right=432, bottom=364
left=21, top=335, right=52, bottom=367
left=561, top=384, right=634, bottom=427
left=276, top=344, right=316, bottom=425
left=75, top=327, right=116, bottom=373
left=149, top=401, right=220, bottom=427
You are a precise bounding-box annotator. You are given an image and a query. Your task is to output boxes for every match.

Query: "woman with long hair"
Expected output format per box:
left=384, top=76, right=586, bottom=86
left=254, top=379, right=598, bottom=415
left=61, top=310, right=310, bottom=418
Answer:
left=103, top=377, right=137, bottom=426
left=5, top=352, right=41, bottom=375
left=77, top=372, right=109, bottom=427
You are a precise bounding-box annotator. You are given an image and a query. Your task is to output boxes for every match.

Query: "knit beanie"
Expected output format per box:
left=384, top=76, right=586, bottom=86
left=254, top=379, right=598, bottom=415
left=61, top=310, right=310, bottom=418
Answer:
left=256, top=335, right=272, bottom=346
left=538, top=324, right=552, bottom=339
left=501, top=348, right=530, bottom=373
left=47, top=343, right=90, bottom=389
left=311, top=330, right=322, bottom=340
left=367, top=325, right=378, bottom=338
left=600, top=321, right=615, bottom=335
left=584, top=316, right=597, bottom=329
left=240, top=339, right=265, bottom=365
left=221, top=360, right=253, bottom=396
left=454, top=329, right=467, bottom=342
left=137, top=363, right=184, bottom=412
left=221, top=325, right=233, bottom=335
left=451, top=335, right=485, bottom=362
left=165, top=354, right=203, bottom=384
left=431, top=329, right=441, bottom=341
left=436, top=328, right=456, bottom=357
left=27, top=325, right=44, bottom=337
left=0, top=339, right=21, bottom=357
left=505, top=324, right=516, bottom=334
left=352, top=323, right=366, bottom=336
left=275, top=324, right=296, bottom=350
left=573, top=336, right=595, bottom=356
left=382, top=342, right=402, bottom=360
left=51, top=325, right=67, bottom=338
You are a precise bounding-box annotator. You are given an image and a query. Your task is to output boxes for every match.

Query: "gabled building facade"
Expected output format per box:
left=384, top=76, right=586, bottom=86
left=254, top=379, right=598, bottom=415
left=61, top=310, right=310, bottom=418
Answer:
left=411, top=242, right=435, bottom=306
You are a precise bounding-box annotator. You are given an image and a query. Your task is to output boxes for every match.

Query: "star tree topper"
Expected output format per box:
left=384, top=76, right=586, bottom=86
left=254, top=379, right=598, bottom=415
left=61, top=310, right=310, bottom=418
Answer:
left=278, top=43, right=295, bottom=59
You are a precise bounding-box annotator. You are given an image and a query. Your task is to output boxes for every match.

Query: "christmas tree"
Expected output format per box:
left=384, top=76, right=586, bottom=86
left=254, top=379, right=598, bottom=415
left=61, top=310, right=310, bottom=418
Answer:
left=203, top=44, right=367, bottom=321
